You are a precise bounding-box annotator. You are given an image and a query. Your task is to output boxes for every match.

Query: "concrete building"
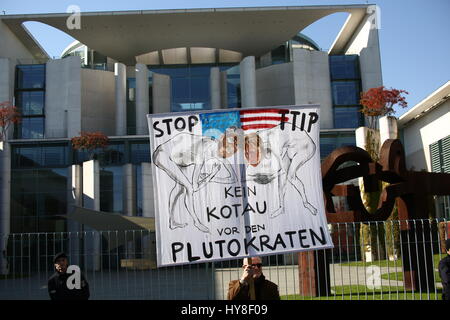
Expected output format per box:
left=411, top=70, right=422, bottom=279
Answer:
left=0, top=5, right=383, bottom=270
left=398, top=81, right=450, bottom=219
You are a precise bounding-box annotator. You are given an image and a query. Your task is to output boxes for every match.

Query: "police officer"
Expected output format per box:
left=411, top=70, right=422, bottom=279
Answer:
left=439, top=239, right=450, bottom=301
left=48, top=252, right=90, bottom=300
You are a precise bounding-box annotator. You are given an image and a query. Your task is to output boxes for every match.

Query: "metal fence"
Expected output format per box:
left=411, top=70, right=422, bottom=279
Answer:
left=0, top=218, right=448, bottom=300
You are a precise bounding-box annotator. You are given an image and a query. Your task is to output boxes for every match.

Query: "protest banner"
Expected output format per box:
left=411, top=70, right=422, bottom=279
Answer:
left=147, top=106, right=333, bottom=267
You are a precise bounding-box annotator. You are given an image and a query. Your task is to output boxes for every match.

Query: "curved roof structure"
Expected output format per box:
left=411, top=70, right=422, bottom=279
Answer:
left=1, top=5, right=371, bottom=65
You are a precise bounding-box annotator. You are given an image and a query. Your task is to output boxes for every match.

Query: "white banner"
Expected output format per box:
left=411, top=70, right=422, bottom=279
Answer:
left=148, top=106, right=333, bottom=266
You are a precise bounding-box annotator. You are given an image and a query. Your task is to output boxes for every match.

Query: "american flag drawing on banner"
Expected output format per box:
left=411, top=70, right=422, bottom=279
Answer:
left=239, top=108, right=289, bottom=133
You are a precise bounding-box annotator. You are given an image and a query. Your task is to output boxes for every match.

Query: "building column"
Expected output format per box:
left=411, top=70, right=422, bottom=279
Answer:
left=123, top=163, right=136, bottom=217
left=240, top=56, right=257, bottom=108
left=292, top=49, right=333, bottom=129
left=67, top=165, right=82, bottom=266
left=141, top=162, right=155, bottom=260
left=0, top=142, right=11, bottom=275
left=220, top=71, right=228, bottom=109
left=82, top=160, right=101, bottom=271
left=0, top=58, right=14, bottom=140
left=210, top=67, right=221, bottom=109
left=123, top=163, right=136, bottom=258
left=45, top=56, right=81, bottom=138
left=115, top=62, right=127, bottom=136
left=152, top=72, right=171, bottom=114
left=141, top=163, right=154, bottom=219
left=135, top=63, right=149, bottom=135
left=379, top=115, right=398, bottom=145
left=355, top=126, right=380, bottom=153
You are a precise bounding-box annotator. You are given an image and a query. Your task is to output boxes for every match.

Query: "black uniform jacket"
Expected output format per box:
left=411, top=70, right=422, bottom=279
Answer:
left=439, top=255, right=450, bottom=300
left=48, top=271, right=90, bottom=300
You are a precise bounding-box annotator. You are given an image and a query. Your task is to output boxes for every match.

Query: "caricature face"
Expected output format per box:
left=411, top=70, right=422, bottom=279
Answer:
left=244, top=133, right=262, bottom=167
left=218, top=130, right=239, bottom=158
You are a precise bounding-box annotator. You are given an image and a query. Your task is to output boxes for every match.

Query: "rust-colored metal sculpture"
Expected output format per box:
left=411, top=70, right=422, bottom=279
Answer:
left=298, top=139, right=450, bottom=296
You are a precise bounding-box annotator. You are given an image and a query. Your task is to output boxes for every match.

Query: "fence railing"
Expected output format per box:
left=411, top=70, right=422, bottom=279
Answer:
left=0, top=218, right=448, bottom=300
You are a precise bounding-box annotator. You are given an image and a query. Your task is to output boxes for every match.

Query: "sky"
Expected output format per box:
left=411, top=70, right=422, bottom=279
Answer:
left=1, top=0, right=449, bottom=116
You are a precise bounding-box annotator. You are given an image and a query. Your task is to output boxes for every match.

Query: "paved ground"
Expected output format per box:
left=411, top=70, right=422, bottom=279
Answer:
left=0, top=264, right=442, bottom=300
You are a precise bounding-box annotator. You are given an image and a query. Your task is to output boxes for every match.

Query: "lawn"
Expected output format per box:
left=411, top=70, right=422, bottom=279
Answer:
left=338, top=254, right=444, bottom=269
left=281, top=285, right=443, bottom=300
left=380, top=271, right=442, bottom=283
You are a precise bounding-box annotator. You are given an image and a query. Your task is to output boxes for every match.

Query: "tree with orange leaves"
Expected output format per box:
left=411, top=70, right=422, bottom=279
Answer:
left=71, top=131, right=109, bottom=160
left=0, top=101, right=21, bottom=141
left=358, top=87, right=408, bottom=262
left=360, top=86, right=408, bottom=129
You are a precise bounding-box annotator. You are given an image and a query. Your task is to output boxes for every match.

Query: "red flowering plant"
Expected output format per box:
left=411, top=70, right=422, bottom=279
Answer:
left=0, top=101, right=21, bottom=142
left=71, top=131, right=109, bottom=160
left=358, top=87, right=408, bottom=262
left=360, top=86, right=408, bottom=130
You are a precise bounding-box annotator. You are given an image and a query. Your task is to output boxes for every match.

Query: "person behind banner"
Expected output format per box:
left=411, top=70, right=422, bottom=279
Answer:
left=227, top=256, right=280, bottom=300
left=439, top=239, right=450, bottom=300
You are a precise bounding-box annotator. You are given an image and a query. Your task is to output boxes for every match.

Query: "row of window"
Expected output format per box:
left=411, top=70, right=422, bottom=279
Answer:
left=329, top=55, right=364, bottom=129
left=11, top=140, right=150, bottom=169
left=14, top=64, right=46, bottom=139
left=13, top=54, right=363, bottom=140
left=11, top=164, right=146, bottom=233
left=9, top=129, right=354, bottom=233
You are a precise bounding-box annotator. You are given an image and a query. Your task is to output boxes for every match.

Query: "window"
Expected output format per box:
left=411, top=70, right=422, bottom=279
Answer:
left=150, top=64, right=239, bottom=112
left=320, top=132, right=356, bottom=160
left=10, top=168, right=68, bottom=233
left=430, top=135, right=450, bottom=219
left=14, top=64, right=46, bottom=139
left=329, top=55, right=363, bottom=129
left=222, top=65, right=241, bottom=108
left=331, top=81, right=360, bottom=106
left=12, top=143, right=69, bottom=168
left=329, top=55, right=359, bottom=80
left=74, top=142, right=125, bottom=166
left=17, top=118, right=44, bottom=139
left=333, top=107, right=363, bottom=129
left=430, top=135, right=450, bottom=174
left=130, top=142, right=150, bottom=164
left=16, top=91, right=44, bottom=115
left=16, top=64, right=45, bottom=89
left=100, top=166, right=123, bottom=213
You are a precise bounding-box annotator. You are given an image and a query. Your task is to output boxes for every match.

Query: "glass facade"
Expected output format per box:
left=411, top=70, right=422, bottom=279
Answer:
left=329, top=55, right=360, bottom=80
left=147, top=64, right=239, bottom=112
left=14, top=64, right=46, bottom=139
left=8, top=39, right=369, bottom=236
left=224, top=65, right=241, bottom=109
left=9, top=139, right=153, bottom=233
left=16, top=64, right=45, bottom=89
left=11, top=143, right=69, bottom=233
left=329, top=55, right=364, bottom=129
left=100, top=166, right=123, bottom=213
left=319, top=131, right=356, bottom=160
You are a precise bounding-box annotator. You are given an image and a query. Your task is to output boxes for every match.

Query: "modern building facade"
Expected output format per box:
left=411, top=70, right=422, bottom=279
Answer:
left=0, top=4, right=383, bottom=269
left=398, top=81, right=450, bottom=219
